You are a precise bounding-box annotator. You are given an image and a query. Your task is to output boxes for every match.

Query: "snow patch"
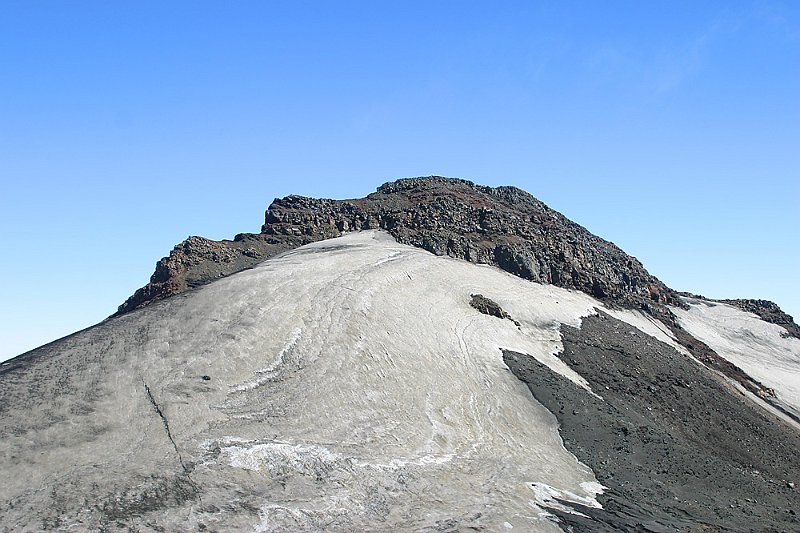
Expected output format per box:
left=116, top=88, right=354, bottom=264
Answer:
left=529, top=481, right=604, bottom=518
left=673, top=297, right=800, bottom=416
left=357, top=453, right=456, bottom=470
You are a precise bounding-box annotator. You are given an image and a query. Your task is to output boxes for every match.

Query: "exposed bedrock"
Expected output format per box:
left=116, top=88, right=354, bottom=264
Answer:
left=504, top=312, right=800, bottom=532
left=118, top=177, right=682, bottom=322
left=469, top=293, right=521, bottom=326
left=115, top=234, right=304, bottom=315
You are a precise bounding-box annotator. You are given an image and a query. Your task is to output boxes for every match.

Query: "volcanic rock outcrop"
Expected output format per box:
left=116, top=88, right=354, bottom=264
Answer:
left=118, top=177, right=680, bottom=320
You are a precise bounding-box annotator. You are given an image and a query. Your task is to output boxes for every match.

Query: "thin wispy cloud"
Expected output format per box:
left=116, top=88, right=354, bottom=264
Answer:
left=648, top=18, right=734, bottom=97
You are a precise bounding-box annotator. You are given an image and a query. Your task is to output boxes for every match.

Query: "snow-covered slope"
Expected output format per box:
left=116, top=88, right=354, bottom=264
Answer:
left=1, top=230, right=702, bottom=532
left=673, top=296, right=800, bottom=419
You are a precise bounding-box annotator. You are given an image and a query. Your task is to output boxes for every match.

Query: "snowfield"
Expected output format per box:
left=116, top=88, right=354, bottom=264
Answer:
left=1, top=230, right=704, bottom=531
left=673, top=297, right=800, bottom=419
left=194, top=230, right=609, bottom=532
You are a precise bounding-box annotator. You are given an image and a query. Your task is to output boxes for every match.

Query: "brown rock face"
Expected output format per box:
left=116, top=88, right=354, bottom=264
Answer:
left=115, top=234, right=304, bottom=315
left=118, top=176, right=681, bottom=318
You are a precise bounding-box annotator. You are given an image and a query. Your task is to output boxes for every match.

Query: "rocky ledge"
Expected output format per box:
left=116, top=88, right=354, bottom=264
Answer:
left=117, top=176, right=681, bottom=321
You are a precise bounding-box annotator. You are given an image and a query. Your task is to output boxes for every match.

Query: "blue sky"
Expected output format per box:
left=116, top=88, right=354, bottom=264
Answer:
left=1, top=1, right=798, bottom=360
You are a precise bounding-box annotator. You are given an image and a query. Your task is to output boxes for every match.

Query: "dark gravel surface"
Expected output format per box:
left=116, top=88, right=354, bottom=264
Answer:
left=503, top=311, right=800, bottom=533
left=469, top=293, right=521, bottom=326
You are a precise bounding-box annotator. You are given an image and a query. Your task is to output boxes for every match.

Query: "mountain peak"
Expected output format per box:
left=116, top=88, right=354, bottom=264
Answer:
left=4, top=179, right=800, bottom=531
left=118, top=177, right=678, bottom=321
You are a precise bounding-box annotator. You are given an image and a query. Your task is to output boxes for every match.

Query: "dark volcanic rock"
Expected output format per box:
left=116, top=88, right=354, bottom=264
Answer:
left=504, top=312, right=800, bottom=532
left=469, top=294, right=520, bottom=326
left=119, top=177, right=682, bottom=320
left=116, top=234, right=304, bottom=315
left=265, top=178, right=682, bottom=317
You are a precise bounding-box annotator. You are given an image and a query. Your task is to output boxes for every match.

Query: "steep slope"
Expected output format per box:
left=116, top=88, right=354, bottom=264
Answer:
left=506, top=312, right=800, bottom=532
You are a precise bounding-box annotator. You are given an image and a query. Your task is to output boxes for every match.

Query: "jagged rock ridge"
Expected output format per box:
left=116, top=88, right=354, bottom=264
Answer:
left=118, top=176, right=681, bottom=320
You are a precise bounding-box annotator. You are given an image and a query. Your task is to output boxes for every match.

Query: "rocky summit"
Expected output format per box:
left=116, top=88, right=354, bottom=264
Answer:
left=2, top=177, right=799, bottom=532
left=118, top=177, right=678, bottom=318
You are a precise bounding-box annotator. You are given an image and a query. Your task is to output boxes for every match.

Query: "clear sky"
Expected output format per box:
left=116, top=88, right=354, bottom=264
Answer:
left=1, top=1, right=798, bottom=361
